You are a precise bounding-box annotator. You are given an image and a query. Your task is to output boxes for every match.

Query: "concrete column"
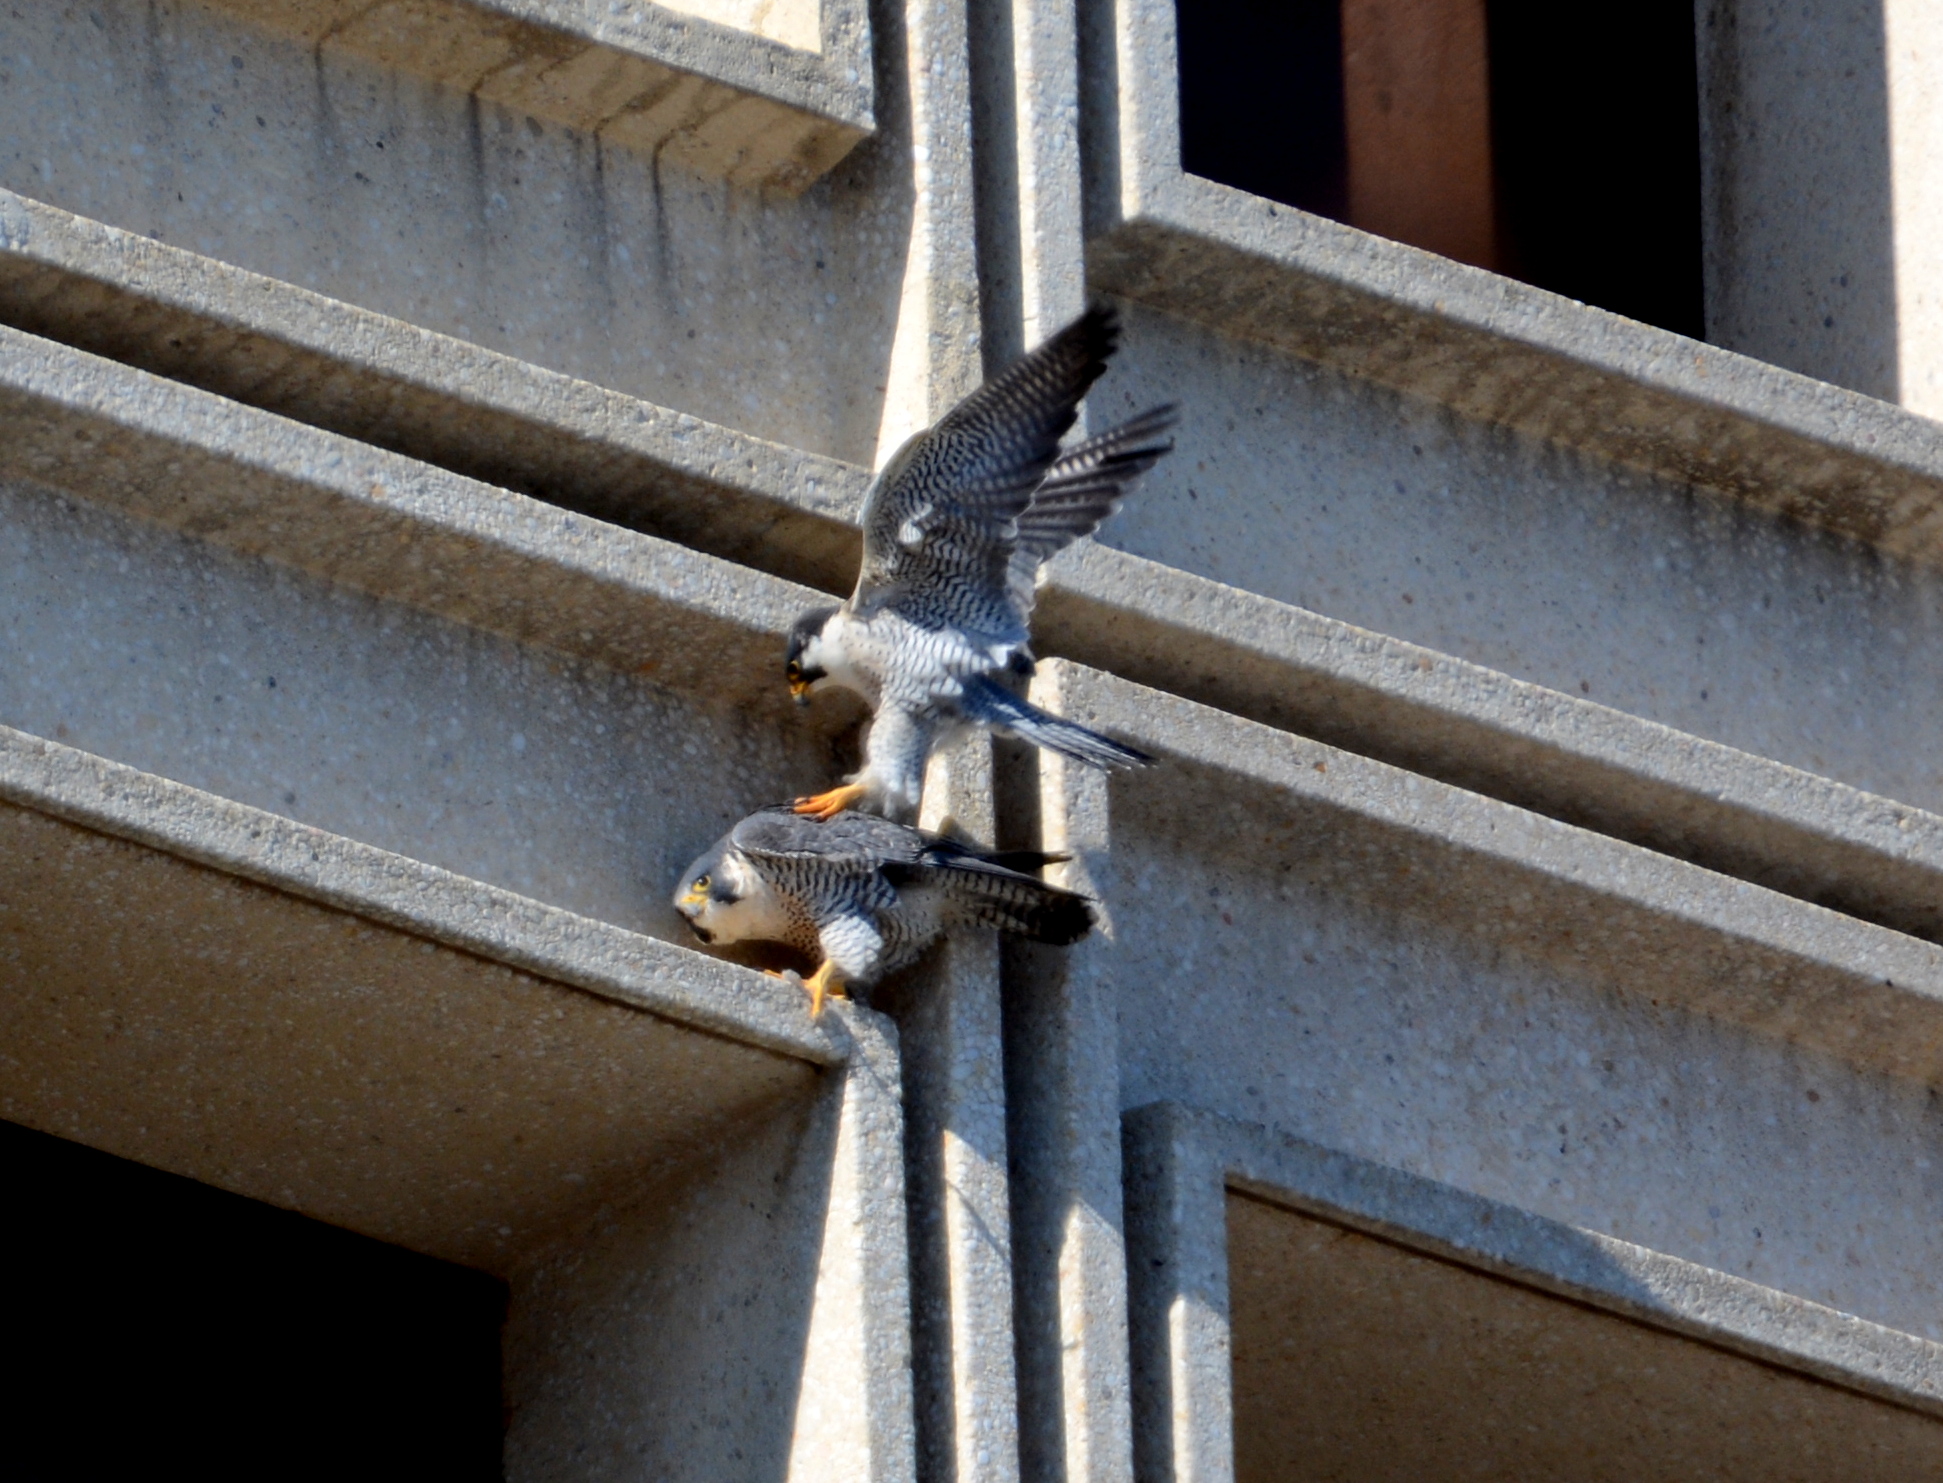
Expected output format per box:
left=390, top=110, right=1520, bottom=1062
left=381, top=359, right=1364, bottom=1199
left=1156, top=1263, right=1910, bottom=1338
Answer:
left=1700, top=0, right=1943, bottom=414
left=873, top=0, right=985, bottom=465
left=900, top=735, right=1024, bottom=1483
left=1122, top=1107, right=1235, bottom=1483
left=502, top=1014, right=915, bottom=1483
left=1005, top=664, right=1135, bottom=1483
left=969, top=0, right=1090, bottom=372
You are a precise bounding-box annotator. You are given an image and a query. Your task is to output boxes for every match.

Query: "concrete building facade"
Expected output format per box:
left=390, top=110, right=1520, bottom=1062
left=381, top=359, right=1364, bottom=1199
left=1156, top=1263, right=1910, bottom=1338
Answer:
left=4, top=1, right=1943, bottom=1478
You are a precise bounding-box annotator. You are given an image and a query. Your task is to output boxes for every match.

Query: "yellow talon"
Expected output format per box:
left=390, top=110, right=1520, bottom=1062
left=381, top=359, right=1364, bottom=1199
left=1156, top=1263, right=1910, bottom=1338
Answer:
left=803, top=960, right=846, bottom=1019
left=793, top=783, right=867, bottom=821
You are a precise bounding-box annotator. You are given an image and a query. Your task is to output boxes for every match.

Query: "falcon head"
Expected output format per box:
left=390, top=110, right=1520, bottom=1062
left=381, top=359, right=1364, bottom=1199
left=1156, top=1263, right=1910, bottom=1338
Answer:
left=785, top=605, right=841, bottom=703
left=673, top=835, right=787, bottom=946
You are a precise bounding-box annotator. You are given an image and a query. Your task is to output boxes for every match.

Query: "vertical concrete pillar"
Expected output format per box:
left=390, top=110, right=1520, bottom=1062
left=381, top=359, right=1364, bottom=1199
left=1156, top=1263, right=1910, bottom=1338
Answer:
left=874, top=0, right=985, bottom=466
left=502, top=1017, right=914, bottom=1483
left=1005, top=663, right=1135, bottom=1483
left=1699, top=0, right=1943, bottom=412
left=1122, top=1107, right=1235, bottom=1483
left=969, top=0, right=1090, bottom=372
left=902, top=735, right=1024, bottom=1483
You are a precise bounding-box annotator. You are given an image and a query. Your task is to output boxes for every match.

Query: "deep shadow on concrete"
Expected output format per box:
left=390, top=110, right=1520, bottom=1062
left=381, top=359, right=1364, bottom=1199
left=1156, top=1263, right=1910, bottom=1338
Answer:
left=0, top=1118, right=506, bottom=1480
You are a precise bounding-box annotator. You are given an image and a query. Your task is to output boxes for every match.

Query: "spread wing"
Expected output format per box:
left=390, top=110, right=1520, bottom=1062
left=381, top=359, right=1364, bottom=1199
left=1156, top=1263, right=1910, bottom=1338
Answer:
left=1006, top=403, right=1177, bottom=616
left=852, top=308, right=1119, bottom=617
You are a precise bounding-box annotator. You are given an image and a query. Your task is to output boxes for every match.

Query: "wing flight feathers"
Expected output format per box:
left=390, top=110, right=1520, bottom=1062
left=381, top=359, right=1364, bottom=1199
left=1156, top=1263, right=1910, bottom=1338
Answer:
left=1017, top=403, right=1178, bottom=562
left=855, top=308, right=1121, bottom=603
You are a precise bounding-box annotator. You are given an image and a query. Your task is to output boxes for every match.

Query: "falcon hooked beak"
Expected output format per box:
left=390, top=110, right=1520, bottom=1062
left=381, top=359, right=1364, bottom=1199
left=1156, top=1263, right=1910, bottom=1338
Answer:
left=674, top=877, right=716, bottom=942
left=785, top=607, right=837, bottom=706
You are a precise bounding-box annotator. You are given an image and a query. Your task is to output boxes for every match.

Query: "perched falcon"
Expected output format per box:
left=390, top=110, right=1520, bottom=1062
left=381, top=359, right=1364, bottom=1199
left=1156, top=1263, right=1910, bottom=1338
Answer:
left=673, top=805, right=1095, bottom=1016
left=787, top=307, right=1175, bottom=821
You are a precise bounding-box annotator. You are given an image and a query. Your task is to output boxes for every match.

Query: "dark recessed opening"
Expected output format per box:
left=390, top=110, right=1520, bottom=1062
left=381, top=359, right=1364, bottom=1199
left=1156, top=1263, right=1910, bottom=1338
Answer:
left=1487, top=0, right=1703, bottom=338
left=1174, top=0, right=1704, bottom=338
left=0, top=1119, right=505, bottom=1480
left=1178, top=0, right=1348, bottom=223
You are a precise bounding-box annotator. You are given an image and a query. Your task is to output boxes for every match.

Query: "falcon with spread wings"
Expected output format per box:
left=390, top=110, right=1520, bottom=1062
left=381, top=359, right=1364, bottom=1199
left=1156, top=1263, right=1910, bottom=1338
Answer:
left=786, top=307, right=1175, bottom=820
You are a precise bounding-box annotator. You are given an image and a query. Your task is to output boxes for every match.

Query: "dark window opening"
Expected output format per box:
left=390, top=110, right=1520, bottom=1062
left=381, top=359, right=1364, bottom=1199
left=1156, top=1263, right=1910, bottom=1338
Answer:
left=0, top=1119, right=505, bottom=1480
left=1178, top=0, right=1348, bottom=223
left=1175, top=0, right=1704, bottom=339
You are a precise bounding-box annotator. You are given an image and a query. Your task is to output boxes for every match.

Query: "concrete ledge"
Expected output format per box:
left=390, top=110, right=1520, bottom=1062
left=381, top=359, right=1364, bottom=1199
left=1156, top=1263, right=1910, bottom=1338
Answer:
left=1080, top=0, right=1943, bottom=565
left=0, top=320, right=837, bottom=703
left=205, top=0, right=873, bottom=192
left=0, top=723, right=915, bottom=1477
left=1038, top=543, right=1943, bottom=946
left=1124, top=1103, right=1943, bottom=1483
left=1036, top=660, right=1943, bottom=1085
left=0, top=187, right=869, bottom=595
left=0, top=722, right=849, bottom=1268
left=0, top=723, right=843, bottom=1064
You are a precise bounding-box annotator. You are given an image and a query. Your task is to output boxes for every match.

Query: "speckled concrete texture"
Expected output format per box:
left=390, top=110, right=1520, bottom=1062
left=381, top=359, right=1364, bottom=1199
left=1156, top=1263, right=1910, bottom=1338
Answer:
left=0, top=474, right=853, bottom=949
left=0, top=0, right=908, bottom=462
left=0, top=725, right=842, bottom=1057
left=1036, top=541, right=1943, bottom=945
left=0, top=723, right=917, bottom=1477
left=192, top=0, right=874, bottom=192
left=506, top=1007, right=914, bottom=1481
left=892, top=735, right=1021, bottom=1483
left=0, top=185, right=870, bottom=590
left=1000, top=697, right=1135, bottom=1483
left=1094, top=300, right=1943, bottom=815
left=35, top=180, right=1943, bottom=966
left=1125, top=1104, right=1943, bottom=1482
left=0, top=731, right=840, bottom=1265
left=1696, top=0, right=1899, bottom=405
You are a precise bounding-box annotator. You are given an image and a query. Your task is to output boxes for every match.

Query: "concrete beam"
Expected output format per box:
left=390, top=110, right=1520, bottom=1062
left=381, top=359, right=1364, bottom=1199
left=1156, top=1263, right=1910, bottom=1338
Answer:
left=0, top=320, right=832, bottom=702
left=1039, top=658, right=1943, bottom=1086
left=1125, top=1103, right=1943, bottom=1481
left=0, top=722, right=838, bottom=1063
left=1037, top=542, right=1943, bottom=947
left=0, top=187, right=869, bottom=595
left=0, top=722, right=917, bottom=1478
left=1078, top=0, right=1943, bottom=566
left=202, top=0, right=874, bottom=192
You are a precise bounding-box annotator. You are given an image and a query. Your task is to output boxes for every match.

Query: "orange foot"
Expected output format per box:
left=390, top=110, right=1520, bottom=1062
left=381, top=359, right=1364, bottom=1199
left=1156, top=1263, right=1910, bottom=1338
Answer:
left=768, top=961, right=849, bottom=1018
left=793, top=782, right=868, bottom=821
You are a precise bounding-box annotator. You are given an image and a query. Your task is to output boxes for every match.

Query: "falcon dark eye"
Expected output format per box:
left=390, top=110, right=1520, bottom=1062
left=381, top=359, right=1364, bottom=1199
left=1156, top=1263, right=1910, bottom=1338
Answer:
left=786, top=661, right=801, bottom=682
left=693, top=875, right=711, bottom=892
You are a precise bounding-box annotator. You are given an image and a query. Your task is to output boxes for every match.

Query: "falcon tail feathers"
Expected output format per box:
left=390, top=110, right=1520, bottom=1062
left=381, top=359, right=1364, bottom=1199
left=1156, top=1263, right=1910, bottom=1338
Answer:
left=963, top=676, right=1154, bottom=770
left=944, top=872, right=1097, bottom=946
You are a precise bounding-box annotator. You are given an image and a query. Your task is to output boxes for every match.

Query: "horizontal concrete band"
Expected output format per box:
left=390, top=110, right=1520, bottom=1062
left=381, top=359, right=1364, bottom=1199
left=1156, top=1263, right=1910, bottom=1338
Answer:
left=0, top=317, right=833, bottom=704
left=6, top=194, right=1943, bottom=956
left=201, top=0, right=875, bottom=192
left=1129, top=1101, right=1943, bottom=1418
left=0, top=722, right=844, bottom=1066
left=1037, top=659, right=1943, bottom=1084
left=1084, top=0, right=1943, bottom=563
left=0, top=187, right=870, bottom=593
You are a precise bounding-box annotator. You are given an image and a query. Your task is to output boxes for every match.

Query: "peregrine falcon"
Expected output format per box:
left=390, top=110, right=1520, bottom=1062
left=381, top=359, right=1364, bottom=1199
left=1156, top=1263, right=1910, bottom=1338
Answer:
left=673, top=805, right=1095, bottom=1015
left=787, top=307, right=1175, bottom=821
